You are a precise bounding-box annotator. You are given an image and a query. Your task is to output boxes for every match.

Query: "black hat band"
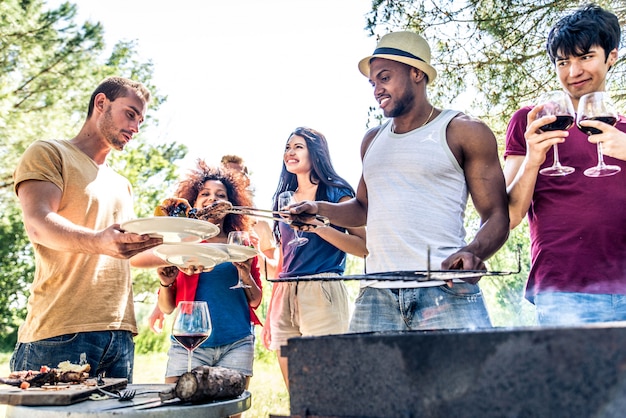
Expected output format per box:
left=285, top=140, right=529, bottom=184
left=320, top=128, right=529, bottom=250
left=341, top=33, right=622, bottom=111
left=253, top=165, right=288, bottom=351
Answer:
left=372, top=47, right=426, bottom=63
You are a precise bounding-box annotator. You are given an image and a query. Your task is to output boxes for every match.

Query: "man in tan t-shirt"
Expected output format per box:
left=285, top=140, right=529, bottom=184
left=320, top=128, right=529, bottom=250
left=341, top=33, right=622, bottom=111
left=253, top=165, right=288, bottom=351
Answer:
left=11, top=76, right=163, bottom=381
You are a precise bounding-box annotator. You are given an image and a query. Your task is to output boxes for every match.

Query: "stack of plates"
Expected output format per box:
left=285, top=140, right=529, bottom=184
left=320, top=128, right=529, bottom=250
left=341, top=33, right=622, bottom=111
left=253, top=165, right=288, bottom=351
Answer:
left=153, top=243, right=258, bottom=271
left=121, top=217, right=258, bottom=270
left=121, top=217, right=219, bottom=244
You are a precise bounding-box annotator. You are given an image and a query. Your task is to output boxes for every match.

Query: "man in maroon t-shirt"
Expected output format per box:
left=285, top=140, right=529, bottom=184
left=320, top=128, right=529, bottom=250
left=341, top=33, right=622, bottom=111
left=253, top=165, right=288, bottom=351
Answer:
left=504, top=4, right=626, bottom=324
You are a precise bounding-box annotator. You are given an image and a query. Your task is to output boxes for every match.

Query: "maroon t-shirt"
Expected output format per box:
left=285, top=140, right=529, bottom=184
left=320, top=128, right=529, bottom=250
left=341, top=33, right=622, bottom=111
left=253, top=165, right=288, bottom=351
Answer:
left=505, top=106, right=626, bottom=301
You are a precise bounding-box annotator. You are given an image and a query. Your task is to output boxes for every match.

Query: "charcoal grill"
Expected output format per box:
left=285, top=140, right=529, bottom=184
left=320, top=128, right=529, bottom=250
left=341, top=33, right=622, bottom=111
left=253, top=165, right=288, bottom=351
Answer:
left=281, top=323, right=626, bottom=418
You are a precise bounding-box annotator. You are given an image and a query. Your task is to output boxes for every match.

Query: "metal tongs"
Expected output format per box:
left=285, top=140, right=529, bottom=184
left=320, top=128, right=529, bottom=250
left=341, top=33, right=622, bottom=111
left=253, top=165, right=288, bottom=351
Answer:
left=193, top=201, right=330, bottom=228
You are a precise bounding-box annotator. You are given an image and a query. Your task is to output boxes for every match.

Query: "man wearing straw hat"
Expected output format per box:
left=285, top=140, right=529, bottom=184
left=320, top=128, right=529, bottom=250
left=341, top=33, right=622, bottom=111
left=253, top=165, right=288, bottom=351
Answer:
left=292, top=31, right=509, bottom=332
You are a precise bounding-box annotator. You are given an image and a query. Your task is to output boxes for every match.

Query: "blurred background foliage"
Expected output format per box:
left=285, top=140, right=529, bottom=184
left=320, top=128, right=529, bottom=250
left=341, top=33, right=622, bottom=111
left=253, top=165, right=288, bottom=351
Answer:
left=0, top=0, right=186, bottom=349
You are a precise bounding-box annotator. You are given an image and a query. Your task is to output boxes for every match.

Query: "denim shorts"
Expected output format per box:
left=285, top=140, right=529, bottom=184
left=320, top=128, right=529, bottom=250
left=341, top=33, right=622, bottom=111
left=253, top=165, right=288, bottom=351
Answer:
left=349, top=284, right=492, bottom=333
left=10, top=331, right=134, bottom=381
left=535, top=292, right=626, bottom=325
left=165, top=334, right=254, bottom=378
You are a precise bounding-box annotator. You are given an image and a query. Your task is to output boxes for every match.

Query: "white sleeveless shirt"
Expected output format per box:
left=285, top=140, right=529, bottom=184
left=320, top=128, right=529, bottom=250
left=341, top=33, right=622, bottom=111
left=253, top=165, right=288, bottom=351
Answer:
left=362, top=109, right=467, bottom=288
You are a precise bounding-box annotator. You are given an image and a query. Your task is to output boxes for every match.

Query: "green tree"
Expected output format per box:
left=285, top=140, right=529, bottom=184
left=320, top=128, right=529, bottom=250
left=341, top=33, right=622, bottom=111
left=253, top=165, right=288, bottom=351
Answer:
left=365, top=0, right=626, bottom=128
left=0, top=0, right=185, bottom=347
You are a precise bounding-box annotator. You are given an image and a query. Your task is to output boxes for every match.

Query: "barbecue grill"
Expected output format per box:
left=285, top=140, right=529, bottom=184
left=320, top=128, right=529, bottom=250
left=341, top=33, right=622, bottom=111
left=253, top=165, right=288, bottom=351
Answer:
left=279, top=323, right=626, bottom=418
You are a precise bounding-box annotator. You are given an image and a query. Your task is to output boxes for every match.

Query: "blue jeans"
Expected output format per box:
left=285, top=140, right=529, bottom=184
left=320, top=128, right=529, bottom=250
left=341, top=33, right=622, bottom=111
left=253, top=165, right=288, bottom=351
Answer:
left=166, top=334, right=255, bottom=378
left=349, top=284, right=492, bottom=332
left=535, top=292, right=626, bottom=325
left=10, top=331, right=134, bottom=381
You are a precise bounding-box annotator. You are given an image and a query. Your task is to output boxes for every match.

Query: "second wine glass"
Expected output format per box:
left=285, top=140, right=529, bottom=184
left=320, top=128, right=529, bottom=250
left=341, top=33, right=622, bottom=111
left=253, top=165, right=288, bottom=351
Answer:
left=278, top=191, right=308, bottom=247
left=171, top=301, right=211, bottom=373
left=227, top=231, right=252, bottom=289
left=576, top=91, right=621, bottom=177
left=536, top=91, right=576, bottom=176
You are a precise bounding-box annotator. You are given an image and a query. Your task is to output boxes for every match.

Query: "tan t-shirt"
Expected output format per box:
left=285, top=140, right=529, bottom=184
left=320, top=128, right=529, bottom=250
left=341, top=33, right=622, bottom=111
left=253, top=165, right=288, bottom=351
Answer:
left=14, top=139, right=137, bottom=342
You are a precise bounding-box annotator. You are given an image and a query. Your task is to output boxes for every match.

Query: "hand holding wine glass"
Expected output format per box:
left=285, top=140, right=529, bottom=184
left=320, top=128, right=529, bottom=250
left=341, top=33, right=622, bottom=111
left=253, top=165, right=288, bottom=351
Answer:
left=535, top=91, right=576, bottom=176
left=577, top=91, right=621, bottom=177
left=278, top=191, right=309, bottom=247
left=227, top=231, right=252, bottom=289
left=172, top=301, right=211, bottom=372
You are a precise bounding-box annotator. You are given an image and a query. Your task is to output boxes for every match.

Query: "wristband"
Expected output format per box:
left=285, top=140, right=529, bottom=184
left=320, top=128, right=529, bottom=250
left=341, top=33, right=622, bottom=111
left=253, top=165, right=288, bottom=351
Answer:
left=160, top=281, right=175, bottom=288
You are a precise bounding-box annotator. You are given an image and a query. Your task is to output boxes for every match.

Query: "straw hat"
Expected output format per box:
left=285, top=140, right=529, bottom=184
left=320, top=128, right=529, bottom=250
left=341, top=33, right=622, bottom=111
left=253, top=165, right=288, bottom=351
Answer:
left=358, top=31, right=437, bottom=84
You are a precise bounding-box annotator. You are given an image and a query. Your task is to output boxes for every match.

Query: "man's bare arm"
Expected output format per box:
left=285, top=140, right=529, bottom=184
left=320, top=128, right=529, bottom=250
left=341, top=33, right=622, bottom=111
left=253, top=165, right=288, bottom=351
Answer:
left=18, top=180, right=162, bottom=258
left=442, top=116, right=510, bottom=271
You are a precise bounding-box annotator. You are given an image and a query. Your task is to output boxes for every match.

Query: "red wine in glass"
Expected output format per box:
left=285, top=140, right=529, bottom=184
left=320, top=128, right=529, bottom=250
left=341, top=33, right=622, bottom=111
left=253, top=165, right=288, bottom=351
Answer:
left=172, top=301, right=212, bottom=372
left=541, top=115, right=575, bottom=132
left=576, top=116, right=617, bottom=135
left=536, top=91, right=576, bottom=176
left=576, top=92, right=621, bottom=177
left=173, top=333, right=209, bottom=351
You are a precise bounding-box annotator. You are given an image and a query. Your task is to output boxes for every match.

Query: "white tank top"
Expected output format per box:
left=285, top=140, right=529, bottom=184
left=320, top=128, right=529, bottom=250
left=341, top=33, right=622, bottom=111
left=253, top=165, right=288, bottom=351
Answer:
left=363, top=109, right=467, bottom=288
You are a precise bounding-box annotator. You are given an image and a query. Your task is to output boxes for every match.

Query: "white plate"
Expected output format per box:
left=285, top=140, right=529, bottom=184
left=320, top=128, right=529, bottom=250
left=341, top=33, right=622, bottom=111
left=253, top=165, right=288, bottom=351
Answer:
left=153, top=243, right=230, bottom=270
left=121, top=217, right=219, bottom=244
left=208, top=243, right=259, bottom=262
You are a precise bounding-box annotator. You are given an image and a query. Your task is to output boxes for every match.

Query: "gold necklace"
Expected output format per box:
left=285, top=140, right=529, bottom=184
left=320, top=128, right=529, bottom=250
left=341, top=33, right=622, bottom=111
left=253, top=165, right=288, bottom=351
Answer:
left=421, top=105, right=435, bottom=127
left=391, top=105, right=435, bottom=133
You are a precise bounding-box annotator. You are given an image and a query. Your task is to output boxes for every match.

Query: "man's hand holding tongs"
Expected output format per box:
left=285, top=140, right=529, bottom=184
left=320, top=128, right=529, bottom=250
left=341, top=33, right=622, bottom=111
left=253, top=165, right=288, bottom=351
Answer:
left=286, top=201, right=330, bottom=231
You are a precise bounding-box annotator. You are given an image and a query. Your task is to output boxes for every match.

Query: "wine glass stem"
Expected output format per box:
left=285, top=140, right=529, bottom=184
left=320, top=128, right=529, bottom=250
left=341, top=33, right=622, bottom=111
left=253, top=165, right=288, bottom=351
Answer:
left=187, top=351, right=192, bottom=372
left=596, top=143, right=607, bottom=168
left=552, top=145, right=563, bottom=168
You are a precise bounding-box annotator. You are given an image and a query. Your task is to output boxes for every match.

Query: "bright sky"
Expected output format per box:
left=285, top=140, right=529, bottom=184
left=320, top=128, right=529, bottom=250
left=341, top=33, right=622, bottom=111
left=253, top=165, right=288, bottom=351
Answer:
left=48, top=0, right=377, bottom=207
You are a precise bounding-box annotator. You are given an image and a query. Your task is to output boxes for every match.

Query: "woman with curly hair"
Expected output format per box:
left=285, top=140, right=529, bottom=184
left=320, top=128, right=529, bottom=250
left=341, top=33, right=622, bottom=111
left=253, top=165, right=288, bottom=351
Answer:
left=262, top=127, right=368, bottom=390
left=132, top=159, right=262, bottom=386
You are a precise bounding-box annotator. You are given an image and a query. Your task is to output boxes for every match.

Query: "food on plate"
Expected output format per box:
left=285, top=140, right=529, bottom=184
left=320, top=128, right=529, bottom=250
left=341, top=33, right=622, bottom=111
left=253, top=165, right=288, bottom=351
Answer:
left=154, top=198, right=233, bottom=221
left=0, top=362, right=91, bottom=389
left=57, top=360, right=89, bottom=373
left=154, top=197, right=193, bottom=217
left=191, top=201, right=233, bottom=220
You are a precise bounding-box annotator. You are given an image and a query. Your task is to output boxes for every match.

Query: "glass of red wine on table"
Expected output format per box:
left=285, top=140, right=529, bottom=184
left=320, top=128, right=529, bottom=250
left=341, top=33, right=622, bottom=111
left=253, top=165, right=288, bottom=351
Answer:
left=172, top=301, right=212, bottom=372
left=536, top=91, right=576, bottom=176
left=576, top=91, right=621, bottom=177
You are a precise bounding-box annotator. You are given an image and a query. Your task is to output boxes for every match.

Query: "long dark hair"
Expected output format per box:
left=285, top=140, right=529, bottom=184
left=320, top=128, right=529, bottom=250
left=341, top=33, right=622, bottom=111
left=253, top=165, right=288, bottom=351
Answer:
left=271, top=127, right=354, bottom=238
left=176, top=159, right=254, bottom=235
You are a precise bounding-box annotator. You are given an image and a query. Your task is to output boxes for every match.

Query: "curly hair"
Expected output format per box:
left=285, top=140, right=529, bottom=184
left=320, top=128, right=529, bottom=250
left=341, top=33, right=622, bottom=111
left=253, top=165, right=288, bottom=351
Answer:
left=175, top=159, right=255, bottom=234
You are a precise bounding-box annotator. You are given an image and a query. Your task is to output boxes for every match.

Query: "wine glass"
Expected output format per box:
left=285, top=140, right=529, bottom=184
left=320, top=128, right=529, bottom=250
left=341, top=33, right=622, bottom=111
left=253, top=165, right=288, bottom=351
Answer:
left=278, top=191, right=309, bottom=247
left=576, top=91, right=621, bottom=177
left=227, top=231, right=252, bottom=289
left=172, top=301, right=211, bottom=372
left=536, top=91, right=576, bottom=176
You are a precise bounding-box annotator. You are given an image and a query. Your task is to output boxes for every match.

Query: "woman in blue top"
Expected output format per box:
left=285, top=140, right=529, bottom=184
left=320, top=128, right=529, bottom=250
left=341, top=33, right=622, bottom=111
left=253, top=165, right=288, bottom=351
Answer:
left=262, top=127, right=368, bottom=390
left=132, top=161, right=262, bottom=388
